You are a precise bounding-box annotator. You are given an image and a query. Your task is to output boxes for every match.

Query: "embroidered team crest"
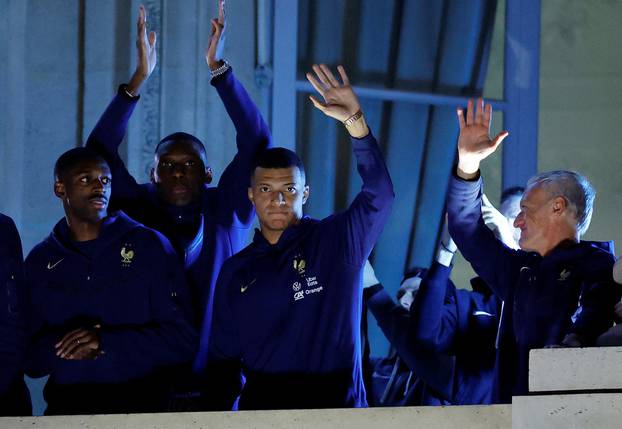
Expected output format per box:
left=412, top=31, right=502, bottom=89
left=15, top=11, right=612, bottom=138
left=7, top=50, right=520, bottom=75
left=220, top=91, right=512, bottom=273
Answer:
left=558, top=269, right=571, bottom=282
left=120, top=245, right=135, bottom=266
left=293, top=257, right=306, bottom=275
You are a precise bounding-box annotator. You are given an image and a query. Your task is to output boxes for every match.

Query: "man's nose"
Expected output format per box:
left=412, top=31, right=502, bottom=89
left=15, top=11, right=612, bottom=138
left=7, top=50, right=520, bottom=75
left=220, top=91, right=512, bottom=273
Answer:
left=513, top=212, right=524, bottom=228
left=273, top=191, right=285, bottom=204
left=172, top=164, right=185, bottom=177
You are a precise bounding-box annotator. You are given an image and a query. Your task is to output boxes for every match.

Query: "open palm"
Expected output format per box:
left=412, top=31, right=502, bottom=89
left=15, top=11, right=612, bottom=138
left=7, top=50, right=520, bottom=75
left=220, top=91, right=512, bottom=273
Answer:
left=457, top=98, right=508, bottom=175
left=306, top=64, right=360, bottom=122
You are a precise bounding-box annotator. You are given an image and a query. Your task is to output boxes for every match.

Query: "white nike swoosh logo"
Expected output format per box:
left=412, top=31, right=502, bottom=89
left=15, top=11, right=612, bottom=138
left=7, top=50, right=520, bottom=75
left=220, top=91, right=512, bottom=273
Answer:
left=46, top=259, right=64, bottom=270
left=241, top=278, right=256, bottom=293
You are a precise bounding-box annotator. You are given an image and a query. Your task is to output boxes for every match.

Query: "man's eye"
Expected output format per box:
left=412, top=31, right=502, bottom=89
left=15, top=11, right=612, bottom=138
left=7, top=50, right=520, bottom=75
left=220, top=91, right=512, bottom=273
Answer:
left=287, top=187, right=296, bottom=193
left=185, top=160, right=196, bottom=167
left=79, top=177, right=89, bottom=184
left=259, top=186, right=270, bottom=192
left=102, top=177, right=111, bottom=185
left=161, top=162, right=173, bottom=168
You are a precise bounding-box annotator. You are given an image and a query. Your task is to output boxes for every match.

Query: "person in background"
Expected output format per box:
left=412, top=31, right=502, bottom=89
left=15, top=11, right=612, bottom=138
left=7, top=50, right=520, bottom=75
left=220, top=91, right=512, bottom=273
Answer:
left=0, top=213, right=31, bottom=416
left=363, top=189, right=522, bottom=405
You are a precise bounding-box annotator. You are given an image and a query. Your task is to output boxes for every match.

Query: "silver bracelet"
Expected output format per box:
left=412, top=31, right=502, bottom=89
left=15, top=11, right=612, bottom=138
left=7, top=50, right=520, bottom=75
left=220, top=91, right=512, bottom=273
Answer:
left=210, top=60, right=230, bottom=79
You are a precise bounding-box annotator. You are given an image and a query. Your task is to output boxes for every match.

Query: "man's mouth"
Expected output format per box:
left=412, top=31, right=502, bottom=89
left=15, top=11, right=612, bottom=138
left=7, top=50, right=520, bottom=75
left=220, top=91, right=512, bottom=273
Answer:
left=89, top=196, right=108, bottom=209
left=171, top=185, right=190, bottom=196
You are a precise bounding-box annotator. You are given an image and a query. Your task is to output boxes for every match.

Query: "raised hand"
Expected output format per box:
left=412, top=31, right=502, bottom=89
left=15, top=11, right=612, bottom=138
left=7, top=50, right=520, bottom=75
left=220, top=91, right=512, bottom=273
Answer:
left=205, top=0, right=226, bottom=71
left=456, top=98, right=509, bottom=179
left=127, top=4, right=157, bottom=96
left=306, top=64, right=369, bottom=138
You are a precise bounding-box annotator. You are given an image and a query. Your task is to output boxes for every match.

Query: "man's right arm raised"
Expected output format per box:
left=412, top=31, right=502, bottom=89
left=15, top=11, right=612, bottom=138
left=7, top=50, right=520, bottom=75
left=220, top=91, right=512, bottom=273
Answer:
left=447, top=98, right=523, bottom=300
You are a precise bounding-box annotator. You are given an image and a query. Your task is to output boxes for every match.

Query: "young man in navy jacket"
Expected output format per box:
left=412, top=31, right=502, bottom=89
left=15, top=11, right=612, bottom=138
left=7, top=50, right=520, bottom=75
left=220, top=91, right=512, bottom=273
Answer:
left=85, top=3, right=271, bottom=333
left=447, top=98, right=620, bottom=403
left=0, top=213, right=31, bottom=416
left=24, top=148, right=196, bottom=415
left=206, top=64, right=394, bottom=410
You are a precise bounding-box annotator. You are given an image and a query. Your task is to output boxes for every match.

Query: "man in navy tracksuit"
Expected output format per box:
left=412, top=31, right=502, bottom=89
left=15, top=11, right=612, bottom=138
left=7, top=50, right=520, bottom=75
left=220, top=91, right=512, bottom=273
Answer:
left=24, top=148, right=197, bottom=415
left=0, top=214, right=31, bottom=416
left=85, top=5, right=271, bottom=337
left=206, top=64, right=394, bottom=410
left=447, top=98, right=620, bottom=403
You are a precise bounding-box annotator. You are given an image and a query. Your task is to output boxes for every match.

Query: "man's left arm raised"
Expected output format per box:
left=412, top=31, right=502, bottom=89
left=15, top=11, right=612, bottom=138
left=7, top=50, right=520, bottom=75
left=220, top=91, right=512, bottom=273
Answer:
left=207, top=0, right=272, bottom=225
left=306, top=64, right=394, bottom=265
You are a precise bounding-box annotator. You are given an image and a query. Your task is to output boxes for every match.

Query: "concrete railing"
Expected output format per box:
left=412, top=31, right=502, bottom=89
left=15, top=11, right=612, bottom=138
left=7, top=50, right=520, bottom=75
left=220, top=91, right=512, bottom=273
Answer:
left=2, top=347, right=621, bottom=429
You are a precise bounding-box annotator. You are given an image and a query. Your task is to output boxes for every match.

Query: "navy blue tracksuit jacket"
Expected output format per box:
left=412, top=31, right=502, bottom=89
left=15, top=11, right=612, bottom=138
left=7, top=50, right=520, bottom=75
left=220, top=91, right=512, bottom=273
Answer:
left=24, top=212, right=197, bottom=414
left=207, top=132, right=394, bottom=410
left=0, top=213, right=31, bottom=415
left=447, top=174, right=620, bottom=403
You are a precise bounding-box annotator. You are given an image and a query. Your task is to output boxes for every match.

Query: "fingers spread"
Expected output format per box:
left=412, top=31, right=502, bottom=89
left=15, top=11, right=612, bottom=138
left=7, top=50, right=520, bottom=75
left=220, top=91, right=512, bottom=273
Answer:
left=484, top=103, right=492, bottom=130
left=337, top=65, right=350, bottom=86
left=492, top=131, right=509, bottom=149
left=456, top=108, right=466, bottom=130
left=475, top=97, right=484, bottom=125
left=309, top=95, right=327, bottom=111
left=148, top=31, right=156, bottom=48
left=306, top=73, right=326, bottom=97
left=312, top=64, right=331, bottom=87
left=320, top=64, right=340, bottom=87
left=466, top=99, right=474, bottom=125
left=218, top=0, right=226, bottom=25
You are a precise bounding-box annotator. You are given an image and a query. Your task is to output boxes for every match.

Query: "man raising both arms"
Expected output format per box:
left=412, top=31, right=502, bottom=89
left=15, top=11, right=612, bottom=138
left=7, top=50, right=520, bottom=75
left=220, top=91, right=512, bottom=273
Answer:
left=86, top=2, right=271, bottom=332
left=206, top=64, right=394, bottom=409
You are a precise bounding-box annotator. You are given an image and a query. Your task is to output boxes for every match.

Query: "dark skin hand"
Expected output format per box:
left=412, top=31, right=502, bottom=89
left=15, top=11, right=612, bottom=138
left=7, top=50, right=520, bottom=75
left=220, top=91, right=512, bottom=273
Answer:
left=55, top=326, right=101, bottom=360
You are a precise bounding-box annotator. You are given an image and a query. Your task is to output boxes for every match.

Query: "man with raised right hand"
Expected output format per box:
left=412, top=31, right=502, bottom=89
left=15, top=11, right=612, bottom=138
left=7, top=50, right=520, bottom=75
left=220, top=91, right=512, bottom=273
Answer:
left=447, top=98, right=620, bottom=402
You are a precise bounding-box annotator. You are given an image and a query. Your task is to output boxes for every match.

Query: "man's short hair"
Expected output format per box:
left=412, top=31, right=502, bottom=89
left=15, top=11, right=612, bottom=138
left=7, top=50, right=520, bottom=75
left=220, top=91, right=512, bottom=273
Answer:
left=526, top=170, right=595, bottom=236
left=155, top=132, right=208, bottom=163
left=251, top=147, right=306, bottom=183
left=54, top=147, right=107, bottom=181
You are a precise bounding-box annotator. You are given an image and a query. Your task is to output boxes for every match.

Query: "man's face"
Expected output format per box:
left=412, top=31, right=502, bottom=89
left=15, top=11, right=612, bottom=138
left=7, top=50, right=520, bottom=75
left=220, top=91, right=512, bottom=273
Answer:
left=152, top=140, right=211, bottom=207
left=397, top=275, right=422, bottom=310
left=513, top=185, right=555, bottom=253
left=55, top=159, right=111, bottom=224
left=248, top=166, right=309, bottom=234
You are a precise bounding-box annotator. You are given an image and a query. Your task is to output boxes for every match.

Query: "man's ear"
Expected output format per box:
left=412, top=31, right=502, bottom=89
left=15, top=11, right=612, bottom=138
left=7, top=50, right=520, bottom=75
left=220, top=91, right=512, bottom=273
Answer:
left=551, top=196, right=567, bottom=216
left=205, top=167, right=213, bottom=184
left=150, top=167, right=156, bottom=184
left=54, top=181, right=65, bottom=199
left=302, top=185, right=310, bottom=205
left=247, top=187, right=255, bottom=205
